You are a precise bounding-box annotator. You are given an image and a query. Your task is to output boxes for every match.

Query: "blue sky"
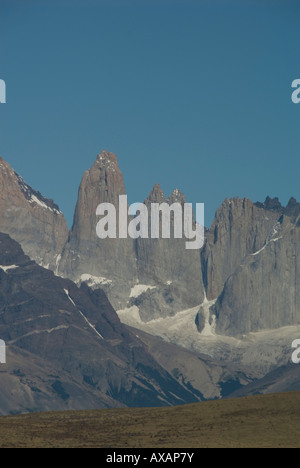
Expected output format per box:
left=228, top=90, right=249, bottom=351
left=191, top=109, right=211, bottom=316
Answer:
left=0, top=0, right=300, bottom=227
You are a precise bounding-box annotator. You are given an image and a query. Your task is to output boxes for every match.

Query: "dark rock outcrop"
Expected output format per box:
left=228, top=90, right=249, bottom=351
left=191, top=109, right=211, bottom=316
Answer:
left=0, top=232, right=202, bottom=414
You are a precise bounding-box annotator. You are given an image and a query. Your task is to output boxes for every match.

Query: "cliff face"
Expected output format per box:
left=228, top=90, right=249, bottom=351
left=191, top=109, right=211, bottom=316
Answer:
left=58, top=150, right=204, bottom=319
left=0, top=157, right=68, bottom=270
left=1, top=151, right=299, bottom=338
left=132, top=184, right=204, bottom=321
left=58, top=150, right=137, bottom=310
left=1, top=151, right=299, bottom=412
left=198, top=195, right=300, bottom=336
left=201, top=197, right=280, bottom=301
left=213, top=210, right=300, bottom=336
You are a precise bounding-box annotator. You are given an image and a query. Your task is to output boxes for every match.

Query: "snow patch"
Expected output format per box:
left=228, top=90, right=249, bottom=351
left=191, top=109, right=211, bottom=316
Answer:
left=64, top=289, right=76, bottom=307
left=252, top=244, right=267, bottom=256
left=79, top=273, right=113, bottom=287
left=199, top=294, right=217, bottom=336
left=29, top=194, right=61, bottom=214
left=55, top=254, right=61, bottom=275
left=0, top=264, right=18, bottom=272
left=30, top=194, right=50, bottom=210
left=117, top=304, right=204, bottom=352
left=15, top=173, right=62, bottom=214
left=129, top=284, right=156, bottom=298
left=117, top=305, right=142, bottom=323
left=251, top=221, right=283, bottom=256
left=64, top=288, right=104, bottom=339
left=251, top=236, right=283, bottom=256
left=78, top=310, right=104, bottom=340
left=96, top=154, right=116, bottom=172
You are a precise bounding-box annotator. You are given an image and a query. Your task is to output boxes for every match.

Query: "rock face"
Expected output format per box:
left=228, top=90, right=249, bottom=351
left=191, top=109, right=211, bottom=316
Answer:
left=201, top=197, right=280, bottom=300
left=133, top=184, right=204, bottom=321
left=0, top=151, right=300, bottom=410
left=199, top=196, right=300, bottom=336
left=59, top=150, right=204, bottom=319
left=0, top=232, right=203, bottom=414
left=1, top=150, right=299, bottom=340
left=0, top=157, right=68, bottom=270
left=58, top=150, right=137, bottom=310
left=213, top=208, right=300, bottom=336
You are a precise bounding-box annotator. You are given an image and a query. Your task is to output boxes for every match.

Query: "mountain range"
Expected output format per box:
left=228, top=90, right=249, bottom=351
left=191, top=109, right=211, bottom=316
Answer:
left=0, top=150, right=299, bottom=414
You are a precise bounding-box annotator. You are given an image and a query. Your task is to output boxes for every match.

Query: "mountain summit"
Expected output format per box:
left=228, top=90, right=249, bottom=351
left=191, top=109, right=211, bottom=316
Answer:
left=1, top=151, right=299, bottom=336
left=0, top=151, right=299, bottom=412
left=57, top=150, right=204, bottom=316
left=58, top=149, right=137, bottom=310
left=1, top=152, right=300, bottom=335
left=0, top=157, right=68, bottom=271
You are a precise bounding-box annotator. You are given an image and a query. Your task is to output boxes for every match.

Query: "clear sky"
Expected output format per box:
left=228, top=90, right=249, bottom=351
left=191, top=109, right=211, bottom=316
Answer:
left=1, top=0, right=300, bottom=227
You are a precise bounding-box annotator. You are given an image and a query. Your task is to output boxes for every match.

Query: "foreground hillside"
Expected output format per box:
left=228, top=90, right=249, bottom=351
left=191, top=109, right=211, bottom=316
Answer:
left=0, top=391, right=299, bottom=448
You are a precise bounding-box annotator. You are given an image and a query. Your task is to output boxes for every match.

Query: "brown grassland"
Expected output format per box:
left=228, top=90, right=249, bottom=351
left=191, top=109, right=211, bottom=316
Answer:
left=0, top=391, right=299, bottom=448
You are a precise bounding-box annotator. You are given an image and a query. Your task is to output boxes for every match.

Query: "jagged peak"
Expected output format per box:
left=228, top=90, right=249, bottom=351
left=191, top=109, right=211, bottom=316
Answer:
left=0, top=156, right=15, bottom=177
left=254, top=196, right=283, bottom=213
left=254, top=196, right=300, bottom=219
left=285, top=197, right=300, bottom=219
left=145, top=183, right=166, bottom=204
left=91, top=150, right=121, bottom=176
left=168, top=188, right=186, bottom=204
left=0, top=156, right=62, bottom=215
left=213, top=195, right=300, bottom=227
left=153, top=183, right=163, bottom=191
left=14, top=172, right=62, bottom=214
left=96, top=149, right=118, bottom=164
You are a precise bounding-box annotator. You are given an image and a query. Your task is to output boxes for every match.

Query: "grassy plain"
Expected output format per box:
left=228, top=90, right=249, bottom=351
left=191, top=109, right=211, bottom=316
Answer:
left=0, top=391, right=299, bottom=448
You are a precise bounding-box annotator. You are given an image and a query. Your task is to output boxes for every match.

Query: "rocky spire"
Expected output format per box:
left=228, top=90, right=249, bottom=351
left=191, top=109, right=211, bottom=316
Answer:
left=134, top=183, right=205, bottom=321
left=145, top=184, right=166, bottom=204
left=58, top=150, right=137, bottom=310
